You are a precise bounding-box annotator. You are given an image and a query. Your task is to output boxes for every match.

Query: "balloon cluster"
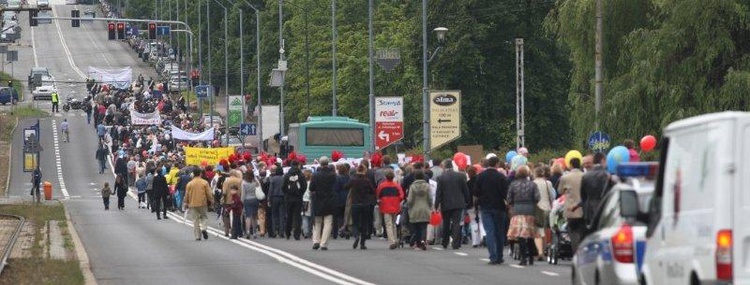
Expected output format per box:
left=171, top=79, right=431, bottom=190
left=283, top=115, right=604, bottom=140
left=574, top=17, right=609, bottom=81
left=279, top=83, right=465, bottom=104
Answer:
left=453, top=152, right=468, bottom=170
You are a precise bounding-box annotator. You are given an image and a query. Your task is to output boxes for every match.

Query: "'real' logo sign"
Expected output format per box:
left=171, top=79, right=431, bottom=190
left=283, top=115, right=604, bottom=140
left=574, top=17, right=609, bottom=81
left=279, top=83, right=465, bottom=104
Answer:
left=433, top=94, right=457, bottom=106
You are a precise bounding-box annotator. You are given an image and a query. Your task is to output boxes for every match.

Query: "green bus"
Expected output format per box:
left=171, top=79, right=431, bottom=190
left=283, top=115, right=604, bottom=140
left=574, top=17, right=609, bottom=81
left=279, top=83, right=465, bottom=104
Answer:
left=287, top=116, right=371, bottom=161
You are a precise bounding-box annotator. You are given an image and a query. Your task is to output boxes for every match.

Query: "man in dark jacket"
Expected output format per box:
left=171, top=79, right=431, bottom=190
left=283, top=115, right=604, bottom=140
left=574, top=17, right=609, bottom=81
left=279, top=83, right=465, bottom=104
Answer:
left=268, top=166, right=285, bottom=238
left=114, top=155, right=129, bottom=186
left=575, top=152, right=613, bottom=228
left=152, top=169, right=170, bottom=220
left=176, top=170, right=191, bottom=213
left=310, top=157, right=337, bottom=250
left=435, top=159, right=470, bottom=250
left=473, top=156, right=509, bottom=265
left=95, top=143, right=109, bottom=174
left=283, top=160, right=308, bottom=240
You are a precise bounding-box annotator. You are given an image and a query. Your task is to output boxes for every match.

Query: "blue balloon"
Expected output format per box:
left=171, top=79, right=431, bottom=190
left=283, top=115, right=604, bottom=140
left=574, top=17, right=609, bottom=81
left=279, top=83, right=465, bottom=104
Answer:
left=505, top=151, right=518, bottom=163
left=607, top=146, right=631, bottom=173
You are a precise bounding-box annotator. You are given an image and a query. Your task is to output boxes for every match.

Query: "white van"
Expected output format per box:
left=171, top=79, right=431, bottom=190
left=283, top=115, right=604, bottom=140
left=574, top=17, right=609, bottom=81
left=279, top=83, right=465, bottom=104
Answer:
left=641, top=111, right=750, bottom=285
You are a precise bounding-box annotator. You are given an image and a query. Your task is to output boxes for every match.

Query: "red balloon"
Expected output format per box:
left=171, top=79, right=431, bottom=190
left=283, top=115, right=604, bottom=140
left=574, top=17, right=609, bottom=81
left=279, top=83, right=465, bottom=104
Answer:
left=640, top=135, right=657, bottom=152
left=453, top=152, right=468, bottom=170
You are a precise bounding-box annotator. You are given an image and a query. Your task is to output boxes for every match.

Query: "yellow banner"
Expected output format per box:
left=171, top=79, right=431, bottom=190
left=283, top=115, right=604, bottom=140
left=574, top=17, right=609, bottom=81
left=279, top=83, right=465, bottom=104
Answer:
left=184, top=147, right=235, bottom=166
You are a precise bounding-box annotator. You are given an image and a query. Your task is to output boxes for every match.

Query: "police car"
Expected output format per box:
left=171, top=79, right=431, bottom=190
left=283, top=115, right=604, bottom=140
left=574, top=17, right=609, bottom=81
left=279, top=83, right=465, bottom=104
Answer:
left=572, top=162, right=657, bottom=285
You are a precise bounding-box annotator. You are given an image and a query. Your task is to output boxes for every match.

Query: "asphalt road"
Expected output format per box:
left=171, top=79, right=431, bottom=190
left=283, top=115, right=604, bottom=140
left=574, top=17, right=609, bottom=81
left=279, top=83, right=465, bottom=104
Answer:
left=7, top=3, right=574, bottom=285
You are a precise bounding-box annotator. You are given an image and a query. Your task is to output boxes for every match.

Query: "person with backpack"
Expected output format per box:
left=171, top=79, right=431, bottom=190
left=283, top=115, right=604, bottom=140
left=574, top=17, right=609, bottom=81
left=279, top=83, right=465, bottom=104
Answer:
left=212, top=170, right=228, bottom=217
left=222, top=170, right=243, bottom=237
left=282, top=160, right=307, bottom=240
left=145, top=168, right=155, bottom=211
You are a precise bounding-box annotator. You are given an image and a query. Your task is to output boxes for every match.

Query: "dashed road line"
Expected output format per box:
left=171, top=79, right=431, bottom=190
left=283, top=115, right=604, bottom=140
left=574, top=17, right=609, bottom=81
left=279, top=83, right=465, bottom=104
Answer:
left=509, top=264, right=525, bottom=269
left=454, top=252, right=468, bottom=256
left=51, top=119, right=69, bottom=199
left=541, top=271, right=560, bottom=277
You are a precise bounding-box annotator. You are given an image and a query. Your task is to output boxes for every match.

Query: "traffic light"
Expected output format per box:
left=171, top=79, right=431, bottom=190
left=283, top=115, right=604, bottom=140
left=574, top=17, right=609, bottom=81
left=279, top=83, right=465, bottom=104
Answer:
left=71, top=9, right=80, bottom=27
left=116, top=22, right=125, bottom=40
left=107, top=22, right=115, bottom=40
left=30, top=10, right=38, bottom=27
left=148, top=22, right=156, bottom=40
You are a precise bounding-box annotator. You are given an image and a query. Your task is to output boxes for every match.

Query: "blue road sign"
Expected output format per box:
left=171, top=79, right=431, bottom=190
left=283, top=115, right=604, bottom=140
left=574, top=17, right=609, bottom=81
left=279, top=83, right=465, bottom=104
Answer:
left=196, top=85, right=211, bottom=98
left=156, top=26, right=170, bottom=36
left=588, top=131, right=611, bottom=152
left=240, top=123, right=257, bottom=136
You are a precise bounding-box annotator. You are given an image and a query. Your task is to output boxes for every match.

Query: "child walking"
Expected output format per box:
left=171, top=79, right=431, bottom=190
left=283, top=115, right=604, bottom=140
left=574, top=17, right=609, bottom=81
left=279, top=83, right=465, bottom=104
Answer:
left=101, top=182, right=113, bottom=210
left=229, top=185, right=244, bottom=239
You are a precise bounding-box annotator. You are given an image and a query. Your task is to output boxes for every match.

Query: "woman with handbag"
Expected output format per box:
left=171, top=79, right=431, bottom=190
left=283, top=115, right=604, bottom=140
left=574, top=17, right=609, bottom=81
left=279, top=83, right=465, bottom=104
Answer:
left=506, top=165, right=541, bottom=265
left=532, top=166, right=554, bottom=261
left=242, top=170, right=261, bottom=239
left=407, top=170, right=433, bottom=250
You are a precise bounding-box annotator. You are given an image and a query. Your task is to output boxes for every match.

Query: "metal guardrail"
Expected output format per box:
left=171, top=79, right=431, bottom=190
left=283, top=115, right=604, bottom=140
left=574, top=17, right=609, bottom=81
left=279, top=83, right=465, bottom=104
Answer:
left=0, top=214, right=25, bottom=276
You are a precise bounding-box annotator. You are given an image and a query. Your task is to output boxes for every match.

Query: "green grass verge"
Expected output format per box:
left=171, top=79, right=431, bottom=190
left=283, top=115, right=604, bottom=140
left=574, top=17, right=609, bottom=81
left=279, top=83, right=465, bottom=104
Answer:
left=0, top=258, right=84, bottom=285
left=0, top=203, right=66, bottom=258
left=12, top=105, right=48, bottom=118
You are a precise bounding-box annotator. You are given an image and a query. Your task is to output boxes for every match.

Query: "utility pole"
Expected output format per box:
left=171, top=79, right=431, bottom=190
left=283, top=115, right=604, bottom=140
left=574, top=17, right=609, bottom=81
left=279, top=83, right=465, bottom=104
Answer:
left=594, top=0, right=603, bottom=130
left=331, top=0, right=337, bottom=116
left=368, top=0, right=375, bottom=152
left=279, top=0, right=285, bottom=138
left=515, top=38, right=525, bottom=149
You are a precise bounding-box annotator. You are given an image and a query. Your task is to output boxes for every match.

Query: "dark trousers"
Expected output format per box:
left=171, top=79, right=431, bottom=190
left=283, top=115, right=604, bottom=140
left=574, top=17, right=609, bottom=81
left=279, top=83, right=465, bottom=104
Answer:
left=153, top=195, right=168, bottom=218
left=481, top=208, right=508, bottom=262
left=138, top=192, right=146, bottom=206
left=270, top=196, right=285, bottom=237
left=103, top=197, right=110, bottom=210
left=441, top=209, right=463, bottom=249
left=146, top=190, right=154, bottom=210
left=284, top=198, right=302, bottom=239
left=52, top=102, right=58, bottom=113
left=117, top=195, right=125, bottom=209
left=568, top=218, right=586, bottom=251
left=231, top=214, right=243, bottom=238
left=333, top=206, right=345, bottom=238
left=351, top=204, right=372, bottom=245
left=410, top=222, right=428, bottom=246
left=518, top=237, right=538, bottom=261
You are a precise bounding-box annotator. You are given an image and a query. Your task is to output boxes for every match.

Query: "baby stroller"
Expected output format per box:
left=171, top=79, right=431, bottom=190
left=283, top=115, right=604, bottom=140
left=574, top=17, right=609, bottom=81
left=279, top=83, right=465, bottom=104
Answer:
left=396, top=200, right=411, bottom=248
left=546, top=197, right=573, bottom=264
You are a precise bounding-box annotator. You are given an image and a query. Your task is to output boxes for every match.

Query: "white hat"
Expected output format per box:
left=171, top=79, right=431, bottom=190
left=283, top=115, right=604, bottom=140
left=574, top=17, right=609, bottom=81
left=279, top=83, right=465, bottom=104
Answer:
left=485, top=153, right=497, bottom=160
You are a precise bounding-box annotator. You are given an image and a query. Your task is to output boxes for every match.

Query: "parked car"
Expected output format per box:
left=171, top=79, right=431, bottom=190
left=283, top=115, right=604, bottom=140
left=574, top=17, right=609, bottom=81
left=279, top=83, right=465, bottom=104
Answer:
left=202, top=114, right=223, bottom=127
left=32, top=86, right=56, bottom=100
left=0, top=87, right=18, bottom=104
left=37, top=0, right=49, bottom=7
left=572, top=162, right=657, bottom=285
left=169, top=75, right=189, bottom=92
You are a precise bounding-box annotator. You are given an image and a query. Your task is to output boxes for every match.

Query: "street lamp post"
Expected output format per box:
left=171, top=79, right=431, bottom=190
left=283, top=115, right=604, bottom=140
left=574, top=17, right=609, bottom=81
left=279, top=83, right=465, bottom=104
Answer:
left=422, top=0, right=447, bottom=162
left=207, top=0, right=229, bottom=146
left=368, top=0, right=374, bottom=152
left=238, top=0, right=262, bottom=151
left=331, top=0, right=337, bottom=116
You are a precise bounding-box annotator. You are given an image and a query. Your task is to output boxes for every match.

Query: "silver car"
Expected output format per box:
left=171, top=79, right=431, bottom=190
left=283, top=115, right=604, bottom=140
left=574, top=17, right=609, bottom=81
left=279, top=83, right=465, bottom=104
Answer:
left=572, top=162, right=657, bottom=285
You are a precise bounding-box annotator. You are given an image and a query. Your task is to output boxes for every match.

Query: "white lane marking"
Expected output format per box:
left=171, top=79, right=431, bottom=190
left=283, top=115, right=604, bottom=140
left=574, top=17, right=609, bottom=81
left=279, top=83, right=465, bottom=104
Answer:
left=541, top=271, right=560, bottom=277
left=454, top=252, right=468, bottom=256
left=510, top=264, right=525, bottom=269
left=432, top=247, right=443, bottom=251
left=479, top=258, right=490, bottom=262
left=51, top=119, right=70, bottom=199
left=31, top=24, right=38, bottom=67
left=52, top=6, right=87, bottom=79
left=113, top=162, right=374, bottom=285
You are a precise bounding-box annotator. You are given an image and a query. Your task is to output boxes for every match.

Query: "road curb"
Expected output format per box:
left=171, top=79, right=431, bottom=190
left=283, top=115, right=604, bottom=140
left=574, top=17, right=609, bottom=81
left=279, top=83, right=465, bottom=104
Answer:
left=63, top=204, right=98, bottom=285
left=5, top=116, right=17, bottom=198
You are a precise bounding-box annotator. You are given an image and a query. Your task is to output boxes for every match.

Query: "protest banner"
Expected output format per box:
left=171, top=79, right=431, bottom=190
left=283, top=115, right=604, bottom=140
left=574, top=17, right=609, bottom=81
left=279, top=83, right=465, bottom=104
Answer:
left=184, top=147, right=235, bottom=166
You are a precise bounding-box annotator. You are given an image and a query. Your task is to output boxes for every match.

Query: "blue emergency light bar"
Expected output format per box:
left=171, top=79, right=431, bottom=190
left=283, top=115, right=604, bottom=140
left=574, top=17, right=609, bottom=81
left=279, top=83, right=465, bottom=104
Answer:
left=617, top=162, right=659, bottom=178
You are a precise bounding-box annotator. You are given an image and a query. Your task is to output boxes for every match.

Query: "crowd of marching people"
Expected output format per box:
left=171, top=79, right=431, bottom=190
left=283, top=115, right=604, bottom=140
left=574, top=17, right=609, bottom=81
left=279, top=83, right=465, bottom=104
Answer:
left=87, top=77, right=645, bottom=266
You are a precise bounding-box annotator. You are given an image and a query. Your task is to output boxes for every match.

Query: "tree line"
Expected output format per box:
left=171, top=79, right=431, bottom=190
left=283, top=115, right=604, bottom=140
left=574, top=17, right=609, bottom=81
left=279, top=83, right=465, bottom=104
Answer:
left=123, top=0, right=750, bottom=155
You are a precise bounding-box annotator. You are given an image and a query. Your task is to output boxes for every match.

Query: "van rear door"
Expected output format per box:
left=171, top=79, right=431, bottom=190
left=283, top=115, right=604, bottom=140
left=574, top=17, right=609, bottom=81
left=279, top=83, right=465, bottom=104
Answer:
left=734, top=119, right=750, bottom=283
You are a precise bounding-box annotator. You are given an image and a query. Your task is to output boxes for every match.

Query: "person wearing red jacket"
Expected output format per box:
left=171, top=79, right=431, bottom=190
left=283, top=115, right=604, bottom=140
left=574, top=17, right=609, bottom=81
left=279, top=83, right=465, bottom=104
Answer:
left=376, top=169, right=404, bottom=249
